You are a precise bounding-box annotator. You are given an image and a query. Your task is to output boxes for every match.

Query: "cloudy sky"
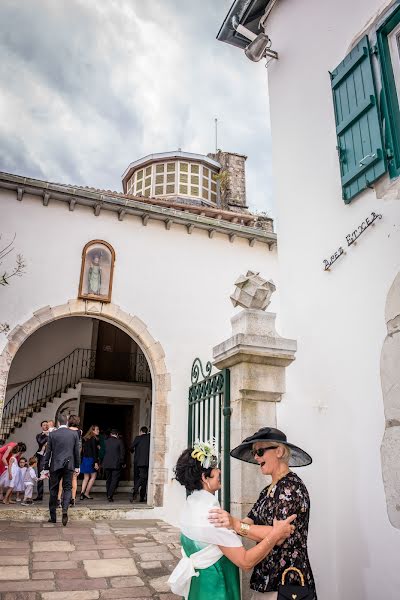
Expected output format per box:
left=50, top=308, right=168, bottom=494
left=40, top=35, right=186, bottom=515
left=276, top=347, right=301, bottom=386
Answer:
left=0, top=0, right=273, bottom=214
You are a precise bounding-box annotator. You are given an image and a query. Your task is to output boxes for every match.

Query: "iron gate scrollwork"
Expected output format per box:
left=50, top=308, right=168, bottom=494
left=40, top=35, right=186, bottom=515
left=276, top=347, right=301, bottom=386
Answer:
left=188, top=358, right=231, bottom=510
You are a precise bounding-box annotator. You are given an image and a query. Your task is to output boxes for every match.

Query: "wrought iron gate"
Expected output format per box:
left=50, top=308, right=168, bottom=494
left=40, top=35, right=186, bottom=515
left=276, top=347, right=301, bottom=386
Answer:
left=188, top=358, right=231, bottom=510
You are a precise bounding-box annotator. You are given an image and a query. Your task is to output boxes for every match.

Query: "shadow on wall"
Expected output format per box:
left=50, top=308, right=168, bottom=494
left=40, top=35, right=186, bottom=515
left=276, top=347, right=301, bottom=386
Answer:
left=381, top=271, right=400, bottom=529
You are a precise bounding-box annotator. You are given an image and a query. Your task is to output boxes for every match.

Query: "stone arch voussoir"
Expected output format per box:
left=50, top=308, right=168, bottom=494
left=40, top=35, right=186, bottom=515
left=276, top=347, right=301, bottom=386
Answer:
left=0, top=299, right=171, bottom=507
left=381, top=272, right=400, bottom=529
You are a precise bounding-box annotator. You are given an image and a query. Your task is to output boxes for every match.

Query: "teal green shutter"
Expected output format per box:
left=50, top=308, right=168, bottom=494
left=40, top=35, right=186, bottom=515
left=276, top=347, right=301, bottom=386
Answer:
left=330, top=36, right=387, bottom=203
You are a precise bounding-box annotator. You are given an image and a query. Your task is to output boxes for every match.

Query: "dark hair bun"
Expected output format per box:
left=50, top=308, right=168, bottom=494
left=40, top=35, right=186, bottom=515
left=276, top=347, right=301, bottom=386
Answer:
left=174, top=448, right=212, bottom=493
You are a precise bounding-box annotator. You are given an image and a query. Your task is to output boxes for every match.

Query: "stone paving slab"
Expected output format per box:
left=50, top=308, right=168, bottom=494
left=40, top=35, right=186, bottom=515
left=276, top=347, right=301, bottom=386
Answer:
left=0, top=519, right=181, bottom=599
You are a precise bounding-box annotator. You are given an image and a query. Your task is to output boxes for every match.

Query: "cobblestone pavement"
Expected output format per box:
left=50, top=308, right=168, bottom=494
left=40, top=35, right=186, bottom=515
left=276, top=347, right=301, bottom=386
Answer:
left=0, top=519, right=181, bottom=600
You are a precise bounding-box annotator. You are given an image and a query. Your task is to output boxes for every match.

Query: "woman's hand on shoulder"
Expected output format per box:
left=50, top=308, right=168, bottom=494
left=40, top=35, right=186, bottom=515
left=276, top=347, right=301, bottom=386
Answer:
left=208, top=507, right=233, bottom=529
left=271, top=514, right=296, bottom=545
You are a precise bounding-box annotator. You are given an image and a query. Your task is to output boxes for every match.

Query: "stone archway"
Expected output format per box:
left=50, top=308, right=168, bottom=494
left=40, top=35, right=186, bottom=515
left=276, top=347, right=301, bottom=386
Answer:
left=381, top=272, right=400, bottom=529
left=0, top=299, right=171, bottom=507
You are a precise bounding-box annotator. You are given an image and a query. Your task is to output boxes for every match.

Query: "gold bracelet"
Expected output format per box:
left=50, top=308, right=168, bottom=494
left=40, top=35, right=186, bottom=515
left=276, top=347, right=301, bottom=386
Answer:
left=239, top=522, right=250, bottom=537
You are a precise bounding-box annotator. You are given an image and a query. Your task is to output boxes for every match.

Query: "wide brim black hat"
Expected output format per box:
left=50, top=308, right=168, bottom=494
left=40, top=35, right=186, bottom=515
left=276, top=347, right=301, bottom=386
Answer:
left=230, top=427, right=312, bottom=467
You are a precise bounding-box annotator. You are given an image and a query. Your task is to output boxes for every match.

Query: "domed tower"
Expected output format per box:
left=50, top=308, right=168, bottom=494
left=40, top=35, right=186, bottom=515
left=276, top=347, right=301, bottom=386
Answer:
left=121, top=150, right=248, bottom=211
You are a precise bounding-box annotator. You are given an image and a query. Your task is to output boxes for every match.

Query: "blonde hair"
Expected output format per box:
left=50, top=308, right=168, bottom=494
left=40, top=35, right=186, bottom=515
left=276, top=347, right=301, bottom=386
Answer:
left=276, top=443, right=291, bottom=464
left=261, top=442, right=291, bottom=464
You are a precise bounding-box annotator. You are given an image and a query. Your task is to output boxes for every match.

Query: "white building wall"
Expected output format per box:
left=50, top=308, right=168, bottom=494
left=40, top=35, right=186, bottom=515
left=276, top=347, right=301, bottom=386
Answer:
left=5, top=317, right=93, bottom=402
left=265, top=1, right=400, bottom=599
left=0, top=188, right=279, bottom=522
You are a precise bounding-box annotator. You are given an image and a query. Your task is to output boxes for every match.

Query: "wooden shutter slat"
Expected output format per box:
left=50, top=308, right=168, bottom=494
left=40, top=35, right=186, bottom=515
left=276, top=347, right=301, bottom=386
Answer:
left=330, top=35, right=387, bottom=202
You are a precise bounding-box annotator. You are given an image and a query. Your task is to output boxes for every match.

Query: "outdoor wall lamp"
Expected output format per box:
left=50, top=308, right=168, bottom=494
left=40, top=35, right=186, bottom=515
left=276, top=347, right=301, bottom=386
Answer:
left=232, top=15, right=278, bottom=62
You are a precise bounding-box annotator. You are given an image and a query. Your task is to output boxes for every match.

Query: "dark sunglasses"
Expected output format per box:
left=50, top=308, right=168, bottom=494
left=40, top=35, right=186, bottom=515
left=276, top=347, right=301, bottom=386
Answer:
left=251, top=446, right=278, bottom=458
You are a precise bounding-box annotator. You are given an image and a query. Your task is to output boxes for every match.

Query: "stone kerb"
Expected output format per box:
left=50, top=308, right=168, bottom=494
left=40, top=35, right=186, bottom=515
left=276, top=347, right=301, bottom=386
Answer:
left=0, top=300, right=171, bottom=508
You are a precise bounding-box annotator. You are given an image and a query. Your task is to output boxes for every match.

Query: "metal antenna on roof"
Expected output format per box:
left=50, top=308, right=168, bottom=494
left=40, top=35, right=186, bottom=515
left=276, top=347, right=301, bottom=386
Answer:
left=214, top=117, right=218, bottom=153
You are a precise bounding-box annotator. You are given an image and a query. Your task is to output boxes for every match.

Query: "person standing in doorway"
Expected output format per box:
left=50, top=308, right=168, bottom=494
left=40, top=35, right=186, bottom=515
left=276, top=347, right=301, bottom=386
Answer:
left=80, top=425, right=99, bottom=501
left=42, top=414, right=80, bottom=526
left=102, top=429, right=125, bottom=502
left=130, top=426, right=150, bottom=503
left=33, top=420, right=49, bottom=502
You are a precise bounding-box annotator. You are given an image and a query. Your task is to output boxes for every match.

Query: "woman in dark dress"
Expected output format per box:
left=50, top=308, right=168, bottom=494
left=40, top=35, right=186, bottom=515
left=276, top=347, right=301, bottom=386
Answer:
left=209, top=427, right=317, bottom=600
left=80, top=425, right=99, bottom=500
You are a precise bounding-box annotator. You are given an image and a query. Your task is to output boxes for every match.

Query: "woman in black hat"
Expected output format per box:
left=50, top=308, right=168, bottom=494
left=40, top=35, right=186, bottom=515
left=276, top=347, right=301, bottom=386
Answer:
left=209, top=427, right=317, bottom=600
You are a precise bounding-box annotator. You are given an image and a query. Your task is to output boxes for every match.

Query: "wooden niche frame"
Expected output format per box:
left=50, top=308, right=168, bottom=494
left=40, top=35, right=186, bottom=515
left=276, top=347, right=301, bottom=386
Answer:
left=78, top=240, right=115, bottom=303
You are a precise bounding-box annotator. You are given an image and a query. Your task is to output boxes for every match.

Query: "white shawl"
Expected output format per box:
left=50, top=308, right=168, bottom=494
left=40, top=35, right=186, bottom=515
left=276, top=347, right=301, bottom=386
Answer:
left=168, top=490, right=241, bottom=598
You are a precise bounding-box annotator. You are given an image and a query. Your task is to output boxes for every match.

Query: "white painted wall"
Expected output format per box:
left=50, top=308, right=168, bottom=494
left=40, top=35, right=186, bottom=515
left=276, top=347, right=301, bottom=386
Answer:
left=5, top=317, right=93, bottom=402
left=0, top=189, right=279, bottom=521
left=264, top=1, right=400, bottom=598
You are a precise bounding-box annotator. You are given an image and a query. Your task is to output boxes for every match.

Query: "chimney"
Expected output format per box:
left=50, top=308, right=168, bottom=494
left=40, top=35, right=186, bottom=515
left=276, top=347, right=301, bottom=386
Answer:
left=207, top=151, right=248, bottom=212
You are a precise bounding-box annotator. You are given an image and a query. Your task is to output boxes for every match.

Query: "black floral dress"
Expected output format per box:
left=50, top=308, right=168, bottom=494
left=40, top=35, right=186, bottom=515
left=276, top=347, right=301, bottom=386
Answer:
left=247, top=472, right=317, bottom=598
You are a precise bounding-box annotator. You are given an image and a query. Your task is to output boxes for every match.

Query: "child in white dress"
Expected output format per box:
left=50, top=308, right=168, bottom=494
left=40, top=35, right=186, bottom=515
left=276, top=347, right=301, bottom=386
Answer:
left=14, top=457, right=27, bottom=502
left=22, top=457, right=41, bottom=506
left=0, top=446, right=19, bottom=504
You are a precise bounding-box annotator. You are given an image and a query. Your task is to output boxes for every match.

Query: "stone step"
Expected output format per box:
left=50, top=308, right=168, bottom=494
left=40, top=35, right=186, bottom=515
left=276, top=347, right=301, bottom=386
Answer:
left=0, top=501, right=153, bottom=522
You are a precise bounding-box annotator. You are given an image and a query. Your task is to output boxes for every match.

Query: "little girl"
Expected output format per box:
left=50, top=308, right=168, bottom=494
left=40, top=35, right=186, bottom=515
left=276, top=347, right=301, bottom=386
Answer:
left=0, top=446, right=20, bottom=504
left=22, top=457, right=41, bottom=506
left=14, top=457, right=27, bottom=502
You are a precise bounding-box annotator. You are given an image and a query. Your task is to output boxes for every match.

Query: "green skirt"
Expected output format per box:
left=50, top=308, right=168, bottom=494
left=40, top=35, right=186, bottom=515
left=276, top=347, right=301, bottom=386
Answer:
left=181, top=534, right=240, bottom=600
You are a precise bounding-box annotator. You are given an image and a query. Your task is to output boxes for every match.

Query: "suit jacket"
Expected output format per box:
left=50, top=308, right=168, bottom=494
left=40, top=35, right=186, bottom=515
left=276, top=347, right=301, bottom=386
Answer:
left=44, top=427, right=80, bottom=472
left=130, top=433, right=150, bottom=467
left=102, top=436, right=125, bottom=470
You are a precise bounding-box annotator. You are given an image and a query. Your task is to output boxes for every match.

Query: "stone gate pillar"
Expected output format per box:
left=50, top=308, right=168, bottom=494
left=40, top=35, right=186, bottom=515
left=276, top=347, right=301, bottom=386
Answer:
left=212, top=272, right=297, bottom=518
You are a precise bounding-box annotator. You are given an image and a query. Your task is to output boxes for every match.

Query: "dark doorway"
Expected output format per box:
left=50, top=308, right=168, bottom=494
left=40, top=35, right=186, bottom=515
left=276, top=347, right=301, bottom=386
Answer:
left=94, top=321, right=133, bottom=381
left=83, top=402, right=134, bottom=480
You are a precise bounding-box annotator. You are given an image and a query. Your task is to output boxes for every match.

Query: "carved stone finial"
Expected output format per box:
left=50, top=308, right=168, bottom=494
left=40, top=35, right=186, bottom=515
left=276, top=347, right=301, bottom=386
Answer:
left=230, top=270, right=276, bottom=310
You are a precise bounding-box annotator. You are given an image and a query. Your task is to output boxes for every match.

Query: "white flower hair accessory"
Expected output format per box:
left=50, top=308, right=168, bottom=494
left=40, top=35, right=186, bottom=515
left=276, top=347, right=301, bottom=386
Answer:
left=191, top=438, right=219, bottom=469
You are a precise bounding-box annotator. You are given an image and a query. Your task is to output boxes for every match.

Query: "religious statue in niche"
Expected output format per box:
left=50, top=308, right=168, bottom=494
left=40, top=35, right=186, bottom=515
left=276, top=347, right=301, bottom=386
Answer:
left=78, top=240, right=115, bottom=303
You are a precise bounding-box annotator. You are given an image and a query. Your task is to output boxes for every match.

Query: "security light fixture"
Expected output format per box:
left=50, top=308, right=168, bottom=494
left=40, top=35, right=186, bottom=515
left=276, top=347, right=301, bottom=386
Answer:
left=232, top=16, right=278, bottom=63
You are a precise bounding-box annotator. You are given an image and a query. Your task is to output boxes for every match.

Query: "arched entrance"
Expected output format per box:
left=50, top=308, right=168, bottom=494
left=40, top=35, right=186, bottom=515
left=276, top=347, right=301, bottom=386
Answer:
left=0, top=300, right=171, bottom=507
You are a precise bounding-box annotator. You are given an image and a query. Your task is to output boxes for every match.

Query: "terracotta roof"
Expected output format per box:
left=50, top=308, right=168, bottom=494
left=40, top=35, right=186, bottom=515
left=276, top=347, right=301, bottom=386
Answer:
left=0, top=171, right=276, bottom=245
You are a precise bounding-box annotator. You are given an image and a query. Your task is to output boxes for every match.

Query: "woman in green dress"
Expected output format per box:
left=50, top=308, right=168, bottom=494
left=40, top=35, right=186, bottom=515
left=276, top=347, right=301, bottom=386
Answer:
left=168, top=440, right=296, bottom=600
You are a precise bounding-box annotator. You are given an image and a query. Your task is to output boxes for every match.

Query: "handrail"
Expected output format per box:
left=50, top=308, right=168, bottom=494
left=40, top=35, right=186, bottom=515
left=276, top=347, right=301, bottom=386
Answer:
left=1, top=347, right=151, bottom=438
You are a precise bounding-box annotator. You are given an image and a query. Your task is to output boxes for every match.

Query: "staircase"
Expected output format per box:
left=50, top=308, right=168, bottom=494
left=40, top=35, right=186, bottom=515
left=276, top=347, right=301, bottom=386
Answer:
left=0, top=348, right=95, bottom=440
left=1, top=346, right=151, bottom=441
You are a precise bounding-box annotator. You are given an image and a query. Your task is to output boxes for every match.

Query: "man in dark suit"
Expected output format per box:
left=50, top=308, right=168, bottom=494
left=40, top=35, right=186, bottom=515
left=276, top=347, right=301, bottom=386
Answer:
left=42, top=414, right=80, bottom=526
left=130, top=426, right=150, bottom=503
left=102, top=429, right=125, bottom=502
left=33, top=420, right=49, bottom=502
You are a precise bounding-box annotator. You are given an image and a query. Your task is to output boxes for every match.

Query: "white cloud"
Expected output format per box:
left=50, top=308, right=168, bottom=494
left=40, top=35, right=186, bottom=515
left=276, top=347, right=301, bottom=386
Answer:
left=0, top=0, right=273, bottom=214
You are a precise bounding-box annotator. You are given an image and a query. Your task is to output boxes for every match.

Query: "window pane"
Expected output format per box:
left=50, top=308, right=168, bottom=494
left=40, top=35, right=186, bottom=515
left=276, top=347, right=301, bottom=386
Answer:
left=166, top=184, right=175, bottom=193
left=155, top=185, right=164, bottom=195
left=145, top=176, right=151, bottom=187
left=191, top=164, right=199, bottom=174
left=137, top=170, right=143, bottom=181
left=211, top=182, right=217, bottom=192
left=144, top=188, right=151, bottom=197
left=179, top=173, right=188, bottom=183
left=202, top=177, right=209, bottom=188
left=145, top=166, right=152, bottom=176
left=191, top=186, right=199, bottom=196
left=180, top=162, right=189, bottom=172
left=389, top=24, right=400, bottom=102
left=156, top=163, right=164, bottom=173
left=211, top=192, right=217, bottom=202
left=167, top=162, right=175, bottom=172
left=156, top=174, right=164, bottom=184
left=191, top=175, right=199, bottom=185
left=179, top=184, right=188, bottom=194
left=203, top=167, right=209, bottom=177
left=202, top=188, right=209, bottom=199
left=167, top=173, right=175, bottom=183
left=136, top=180, right=143, bottom=191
